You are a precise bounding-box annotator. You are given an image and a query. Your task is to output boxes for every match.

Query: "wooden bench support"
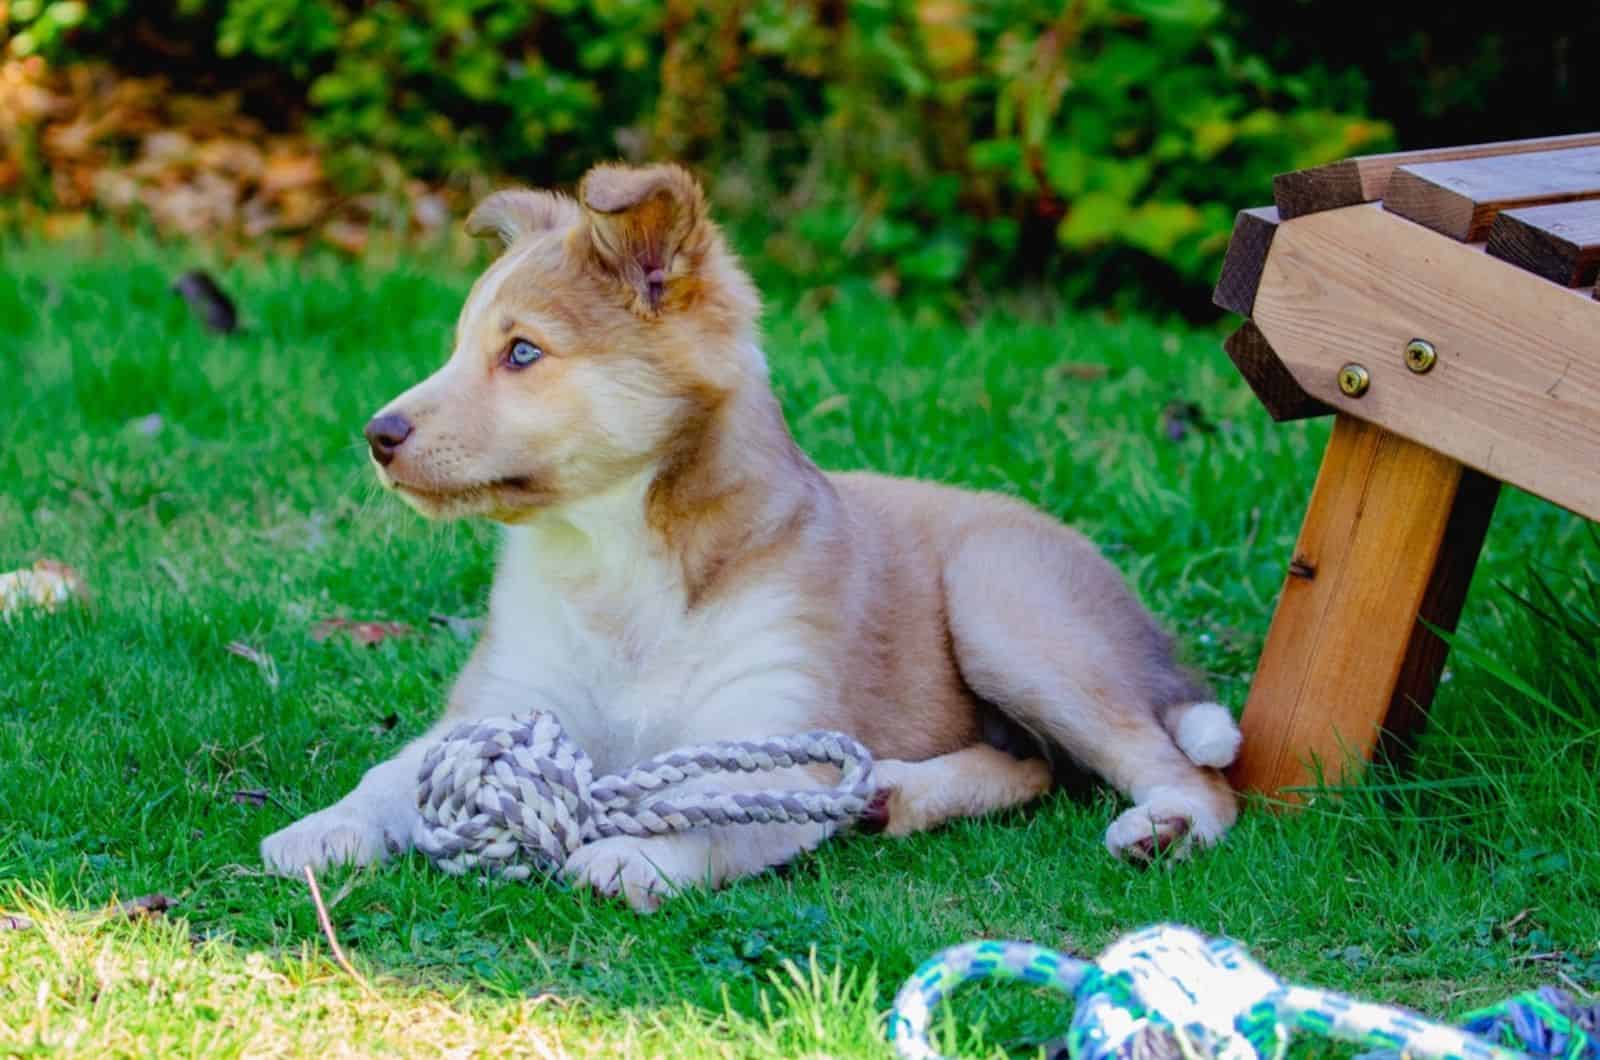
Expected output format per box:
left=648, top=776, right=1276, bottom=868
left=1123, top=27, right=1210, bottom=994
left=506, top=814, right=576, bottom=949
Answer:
left=1229, top=415, right=1500, bottom=797
left=1219, top=132, right=1600, bottom=801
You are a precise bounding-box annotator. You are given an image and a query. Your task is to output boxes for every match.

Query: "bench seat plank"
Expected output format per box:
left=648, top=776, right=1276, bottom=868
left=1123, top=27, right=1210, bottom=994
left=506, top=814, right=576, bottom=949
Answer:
left=1385, top=146, right=1600, bottom=241
left=1273, top=132, right=1600, bottom=220
left=1485, top=200, right=1600, bottom=287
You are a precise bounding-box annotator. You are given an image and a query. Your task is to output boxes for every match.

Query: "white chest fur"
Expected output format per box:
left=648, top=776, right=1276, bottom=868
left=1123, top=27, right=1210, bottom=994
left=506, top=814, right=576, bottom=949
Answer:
left=472, top=472, right=819, bottom=774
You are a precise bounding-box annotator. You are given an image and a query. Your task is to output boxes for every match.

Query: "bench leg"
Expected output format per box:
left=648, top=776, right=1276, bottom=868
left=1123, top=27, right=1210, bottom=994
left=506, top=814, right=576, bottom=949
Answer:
left=1229, top=415, right=1500, bottom=799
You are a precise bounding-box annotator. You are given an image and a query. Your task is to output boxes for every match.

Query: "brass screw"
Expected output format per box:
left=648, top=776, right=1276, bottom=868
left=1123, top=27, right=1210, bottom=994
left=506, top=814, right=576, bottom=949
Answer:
left=1404, top=338, right=1437, bottom=373
left=1337, top=363, right=1371, bottom=398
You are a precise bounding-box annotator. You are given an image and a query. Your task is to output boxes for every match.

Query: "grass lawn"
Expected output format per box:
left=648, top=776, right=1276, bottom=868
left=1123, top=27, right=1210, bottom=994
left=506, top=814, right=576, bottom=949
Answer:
left=2, top=235, right=1598, bottom=1058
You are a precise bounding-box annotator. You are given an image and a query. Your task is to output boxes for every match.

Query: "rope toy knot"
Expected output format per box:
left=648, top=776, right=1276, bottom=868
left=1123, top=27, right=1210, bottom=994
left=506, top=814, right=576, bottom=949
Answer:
left=890, top=924, right=1580, bottom=1060
left=413, top=711, right=880, bottom=880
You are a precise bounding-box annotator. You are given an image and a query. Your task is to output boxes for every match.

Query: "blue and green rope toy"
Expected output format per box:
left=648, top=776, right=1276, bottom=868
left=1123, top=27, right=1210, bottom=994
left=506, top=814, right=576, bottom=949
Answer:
left=889, top=924, right=1598, bottom=1059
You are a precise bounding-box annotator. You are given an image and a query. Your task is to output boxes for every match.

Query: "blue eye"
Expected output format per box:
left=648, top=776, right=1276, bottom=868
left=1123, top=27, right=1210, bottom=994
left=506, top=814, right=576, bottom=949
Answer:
left=506, top=339, right=543, bottom=368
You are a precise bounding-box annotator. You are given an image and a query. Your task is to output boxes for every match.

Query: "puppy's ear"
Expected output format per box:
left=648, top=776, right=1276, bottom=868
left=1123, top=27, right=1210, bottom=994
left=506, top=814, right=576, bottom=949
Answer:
left=579, top=163, right=711, bottom=314
left=465, top=189, right=580, bottom=247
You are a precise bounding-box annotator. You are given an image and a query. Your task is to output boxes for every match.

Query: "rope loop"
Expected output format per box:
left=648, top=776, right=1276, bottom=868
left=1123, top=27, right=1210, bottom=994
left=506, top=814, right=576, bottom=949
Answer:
left=414, top=711, right=878, bottom=880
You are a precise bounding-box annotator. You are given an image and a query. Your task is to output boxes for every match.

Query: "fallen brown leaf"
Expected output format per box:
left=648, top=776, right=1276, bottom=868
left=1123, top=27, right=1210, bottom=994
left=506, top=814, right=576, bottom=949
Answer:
left=260, top=151, right=322, bottom=194
left=172, top=269, right=239, bottom=334
left=322, top=217, right=370, bottom=256
left=0, top=58, right=479, bottom=257
left=40, top=211, right=91, bottom=239
left=312, top=618, right=414, bottom=646
left=111, top=894, right=177, bottom=919
left=1049, top=361, right=1111, bottom=382
left=0, top=558, right=87, bottom=616
left=32, top=557, right=83, bottom=582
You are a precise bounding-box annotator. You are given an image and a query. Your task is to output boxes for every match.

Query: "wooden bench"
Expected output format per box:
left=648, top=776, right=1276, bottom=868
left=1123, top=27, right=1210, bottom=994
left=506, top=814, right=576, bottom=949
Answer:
left=1213, top=131, right=1600, bottom=798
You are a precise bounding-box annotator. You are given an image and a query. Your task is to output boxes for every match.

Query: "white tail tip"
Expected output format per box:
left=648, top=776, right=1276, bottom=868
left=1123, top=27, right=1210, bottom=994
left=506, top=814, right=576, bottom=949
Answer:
left=1174, top=702, right=1242, bottom=768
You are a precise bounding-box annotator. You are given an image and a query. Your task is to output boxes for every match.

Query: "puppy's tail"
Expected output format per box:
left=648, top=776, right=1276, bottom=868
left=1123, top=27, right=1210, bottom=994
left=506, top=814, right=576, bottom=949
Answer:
left=1159, top=701, right=1242, bottom=770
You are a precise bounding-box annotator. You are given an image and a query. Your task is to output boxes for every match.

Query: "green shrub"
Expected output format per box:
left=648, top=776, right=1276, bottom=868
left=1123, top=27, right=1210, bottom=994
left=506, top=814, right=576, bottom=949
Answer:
left=1, top=0, right=92, bottom=59
left=3, top=0, right=1387, bottom=305
left=705, top=0, right=1389, bottom=301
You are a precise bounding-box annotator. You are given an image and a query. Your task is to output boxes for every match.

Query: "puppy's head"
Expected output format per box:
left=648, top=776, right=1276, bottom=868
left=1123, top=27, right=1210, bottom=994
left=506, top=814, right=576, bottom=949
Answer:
left=365, top=163, right=759, bottom=521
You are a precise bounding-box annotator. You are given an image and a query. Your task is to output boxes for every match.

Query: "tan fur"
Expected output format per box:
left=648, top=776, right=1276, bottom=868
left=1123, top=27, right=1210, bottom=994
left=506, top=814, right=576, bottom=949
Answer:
left=261, top=162, right=1241, bottom=910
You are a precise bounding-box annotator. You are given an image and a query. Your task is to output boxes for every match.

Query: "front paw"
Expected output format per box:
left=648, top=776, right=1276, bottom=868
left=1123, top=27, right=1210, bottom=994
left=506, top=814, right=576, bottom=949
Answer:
left=1104, top=786, right=1232, bottom=864
left=261, top=809, right=391, bottom=876
left=562, top=835, right=709, bottom=914
left=1105, top=804, right=1192, bottom=862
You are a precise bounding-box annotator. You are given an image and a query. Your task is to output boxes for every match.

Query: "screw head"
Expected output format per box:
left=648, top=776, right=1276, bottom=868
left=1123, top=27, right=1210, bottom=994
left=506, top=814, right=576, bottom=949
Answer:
left=1404, top=338, right=1437, bottom=373
left=1337, top=363, right=1371, bottom=397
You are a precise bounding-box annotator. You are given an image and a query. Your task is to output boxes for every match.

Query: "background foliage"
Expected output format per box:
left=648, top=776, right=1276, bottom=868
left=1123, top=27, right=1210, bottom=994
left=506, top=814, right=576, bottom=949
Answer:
left=3, top=1, right=1595, bottom=309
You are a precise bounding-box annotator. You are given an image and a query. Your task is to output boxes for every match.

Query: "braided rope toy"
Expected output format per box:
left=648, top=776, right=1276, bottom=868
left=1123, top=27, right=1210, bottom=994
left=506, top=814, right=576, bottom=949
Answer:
left=413, top=711, right=880, bottom=879
left=889, top=924, right=1597, bottom=1059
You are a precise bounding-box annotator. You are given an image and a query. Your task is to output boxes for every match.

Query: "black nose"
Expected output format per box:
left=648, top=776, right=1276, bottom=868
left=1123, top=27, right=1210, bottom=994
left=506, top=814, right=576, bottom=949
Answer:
left=364, top=412, right=413, bottom=466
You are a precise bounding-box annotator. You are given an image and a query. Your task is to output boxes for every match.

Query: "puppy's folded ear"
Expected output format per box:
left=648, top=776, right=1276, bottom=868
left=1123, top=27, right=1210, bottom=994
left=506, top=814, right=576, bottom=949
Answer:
left=465, top=189, right=580, bottom=248
left=579, top=163, right=712, bottom=314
